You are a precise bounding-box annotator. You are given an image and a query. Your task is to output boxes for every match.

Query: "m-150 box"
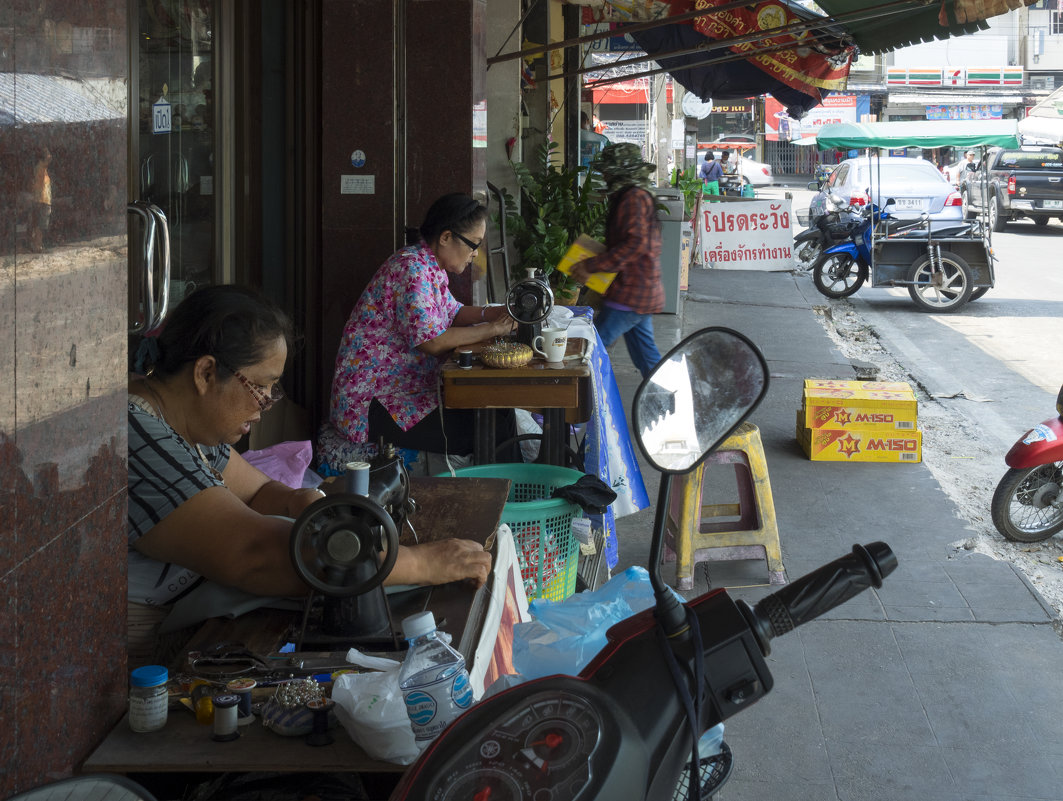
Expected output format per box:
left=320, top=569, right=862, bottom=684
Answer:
left=801, top=379, right=918, bottom=431
left=796, top=410, right=922, bottom=463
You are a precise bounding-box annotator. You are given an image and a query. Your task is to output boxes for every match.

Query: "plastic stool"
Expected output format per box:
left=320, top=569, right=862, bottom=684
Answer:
left=663, top=422, right=785, bottom=591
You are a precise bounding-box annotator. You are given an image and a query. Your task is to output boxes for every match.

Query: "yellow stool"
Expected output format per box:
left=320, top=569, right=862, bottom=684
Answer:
left=663, top=422, right=785, bottom=591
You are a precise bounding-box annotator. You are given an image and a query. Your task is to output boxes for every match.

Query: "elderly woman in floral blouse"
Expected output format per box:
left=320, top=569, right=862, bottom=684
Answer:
left=327, top=193, right=515, bottom=462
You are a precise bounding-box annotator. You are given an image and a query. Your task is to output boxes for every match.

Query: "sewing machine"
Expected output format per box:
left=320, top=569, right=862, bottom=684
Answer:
left=288, top=442, right=418, bottom=651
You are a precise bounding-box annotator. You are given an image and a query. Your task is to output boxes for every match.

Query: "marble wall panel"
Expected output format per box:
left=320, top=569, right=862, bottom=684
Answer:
left=0, top=0, right=128, bottom=796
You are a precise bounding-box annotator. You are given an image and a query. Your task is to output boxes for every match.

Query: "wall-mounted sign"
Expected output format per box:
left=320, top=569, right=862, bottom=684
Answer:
left=887, top=66, right=1023, bottom=87
left=152, top=96, right=171, bottom=134
left=681, top=93, right=713, bottom=119
left=341, top=175, right=375, bottom=194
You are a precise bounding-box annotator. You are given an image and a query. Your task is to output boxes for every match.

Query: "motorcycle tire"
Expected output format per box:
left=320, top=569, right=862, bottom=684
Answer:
left=906, top=251, right=973, bottom=313
left=811, top=252, right=866, bottom=299
left=969, top=286, right=990, bottom=301
left=991, top=463, right=1063, bottom=543
left=793, top=233, right=823, bottom=271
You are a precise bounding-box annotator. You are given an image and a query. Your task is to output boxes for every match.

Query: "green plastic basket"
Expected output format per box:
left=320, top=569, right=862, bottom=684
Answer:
left=447, top=463, right=584, bottom=602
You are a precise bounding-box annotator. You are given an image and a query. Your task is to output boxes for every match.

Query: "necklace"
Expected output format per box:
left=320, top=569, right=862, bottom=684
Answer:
left=135, top=380, right=225, bottom=485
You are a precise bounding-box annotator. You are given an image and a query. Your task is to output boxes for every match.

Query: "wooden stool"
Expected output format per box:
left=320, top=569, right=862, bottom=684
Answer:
left=663, top=422, right=785, bottom=591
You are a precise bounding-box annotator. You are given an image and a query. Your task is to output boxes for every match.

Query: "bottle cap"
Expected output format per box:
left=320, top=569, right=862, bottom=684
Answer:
left=130, top=665, right=168, bottom=687
left=401, top=610, right=437, bottom=639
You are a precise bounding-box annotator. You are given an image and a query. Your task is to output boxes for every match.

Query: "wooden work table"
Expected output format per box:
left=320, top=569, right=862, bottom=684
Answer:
left=440, top=338, right=592, bottom=465
left=83, top=476, right=511, bottom=778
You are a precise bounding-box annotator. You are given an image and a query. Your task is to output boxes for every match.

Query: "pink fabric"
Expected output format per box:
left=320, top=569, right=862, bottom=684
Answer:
left=242, top=440, right=313, bottom=489
left=329, top=243, right=461, bottom=444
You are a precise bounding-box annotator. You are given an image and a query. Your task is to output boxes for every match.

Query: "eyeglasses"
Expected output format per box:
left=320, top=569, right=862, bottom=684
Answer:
left=451, top=231, right=482, bottom=252
left=216, top=359, right=284, bottom=411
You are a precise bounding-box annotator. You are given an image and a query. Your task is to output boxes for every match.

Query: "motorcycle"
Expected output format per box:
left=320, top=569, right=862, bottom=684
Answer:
left=389, top=327, right=898, bottom=801
left=991, top=384, right=1063, bottom=543
left=794, top=192, right=863, bottom=271
left=810, top=197, right=987, bottom=312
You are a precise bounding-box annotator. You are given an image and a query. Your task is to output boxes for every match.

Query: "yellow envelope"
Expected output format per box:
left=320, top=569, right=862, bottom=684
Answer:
left=555, top=235, right=615, bottom=294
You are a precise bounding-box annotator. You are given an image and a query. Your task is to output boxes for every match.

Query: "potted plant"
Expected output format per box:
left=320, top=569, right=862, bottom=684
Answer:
left=501, top=141, right=608, bottom=304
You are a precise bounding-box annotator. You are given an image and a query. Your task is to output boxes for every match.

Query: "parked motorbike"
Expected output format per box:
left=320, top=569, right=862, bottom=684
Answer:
left=388, top=327, right=897, bottom=801
left=794, top=192, right=863, bottom=271
left=991, top=384, right=1063, bottom=543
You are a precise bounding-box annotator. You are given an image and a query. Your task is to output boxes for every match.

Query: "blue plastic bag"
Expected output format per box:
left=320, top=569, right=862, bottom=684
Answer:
left=512, top=566, right=680, bottom=679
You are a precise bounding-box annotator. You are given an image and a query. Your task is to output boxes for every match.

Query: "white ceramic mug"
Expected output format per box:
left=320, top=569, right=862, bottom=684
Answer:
left=532, top=327, right=569, bottom=363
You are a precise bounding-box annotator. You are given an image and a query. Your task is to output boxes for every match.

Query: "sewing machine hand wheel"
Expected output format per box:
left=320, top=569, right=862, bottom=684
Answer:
left=290, top=494, right=399, bottom=597
left=505, top=272, right=554, bottom=325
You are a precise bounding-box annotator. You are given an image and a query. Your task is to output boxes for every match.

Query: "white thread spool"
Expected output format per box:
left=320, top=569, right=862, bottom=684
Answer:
left=211, top=694, right=240, bottom=741
left=345, top=461, right=370, bottom=495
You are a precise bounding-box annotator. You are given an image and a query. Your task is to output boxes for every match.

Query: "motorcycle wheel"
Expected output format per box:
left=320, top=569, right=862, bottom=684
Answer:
left=906, top=252, right=973, bottom=312
left=991, top=463, right=1063, bottom=543
left=794, top=234, right=823, bottom=271
left=969, top=286, right=990, bottom=301
left=812, top=253, right=866, bottom=298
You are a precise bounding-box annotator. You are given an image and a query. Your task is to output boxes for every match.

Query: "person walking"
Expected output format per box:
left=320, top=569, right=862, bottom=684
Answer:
left=699, top=150, right=723, bottom=196
left=570, top=143, right=664, bottom=379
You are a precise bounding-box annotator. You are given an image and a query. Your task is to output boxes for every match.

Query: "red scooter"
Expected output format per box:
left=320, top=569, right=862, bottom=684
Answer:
left=992, top=385, right=1063, bottom=543
left=388, top=328, right=897, bottom=801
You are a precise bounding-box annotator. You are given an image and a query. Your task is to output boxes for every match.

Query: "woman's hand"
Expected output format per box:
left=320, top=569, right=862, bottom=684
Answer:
left=483, top=313, right=517, bottom=338
left=388, top=538, right=493, bottom=587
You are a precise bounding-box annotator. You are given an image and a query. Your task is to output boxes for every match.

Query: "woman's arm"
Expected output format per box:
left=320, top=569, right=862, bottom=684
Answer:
left=224, top=448, right=323, bottom=518
left=416, top=311, right=515, bottom=358
left=132, top=486, right=493, bottom=597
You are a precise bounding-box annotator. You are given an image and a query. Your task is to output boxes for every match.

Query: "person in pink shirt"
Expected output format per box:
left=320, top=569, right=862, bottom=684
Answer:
left=329, top=193, right=515, bottom=459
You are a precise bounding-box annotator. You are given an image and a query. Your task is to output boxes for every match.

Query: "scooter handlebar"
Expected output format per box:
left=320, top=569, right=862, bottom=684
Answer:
left=739, top=542, right=897, bottom=653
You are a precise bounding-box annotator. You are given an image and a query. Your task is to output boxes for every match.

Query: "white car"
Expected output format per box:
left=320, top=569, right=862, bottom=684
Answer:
left=697, top=144, right=774, bottom=186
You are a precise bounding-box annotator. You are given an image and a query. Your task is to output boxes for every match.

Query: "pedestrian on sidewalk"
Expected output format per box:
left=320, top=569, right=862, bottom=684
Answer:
left=571, top=142, right=664, bottom=379
left=699, top=150, right=723, bottom=196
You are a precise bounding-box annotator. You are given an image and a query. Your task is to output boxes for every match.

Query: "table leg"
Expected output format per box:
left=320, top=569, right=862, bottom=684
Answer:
left=538, top=409, right=568, bottom=466
left=474, top=409, right=495, bottom=465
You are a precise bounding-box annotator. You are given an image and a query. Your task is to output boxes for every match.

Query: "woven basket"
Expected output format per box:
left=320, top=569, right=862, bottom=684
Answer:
left=480, top=342, right=533, bottom=369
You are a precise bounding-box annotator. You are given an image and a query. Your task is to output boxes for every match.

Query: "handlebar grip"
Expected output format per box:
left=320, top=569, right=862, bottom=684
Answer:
left=739, top=543, right=897, bottom=654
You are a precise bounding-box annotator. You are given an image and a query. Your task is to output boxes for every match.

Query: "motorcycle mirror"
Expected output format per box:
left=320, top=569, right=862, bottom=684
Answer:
left=632, top=327, right=769, bottom=474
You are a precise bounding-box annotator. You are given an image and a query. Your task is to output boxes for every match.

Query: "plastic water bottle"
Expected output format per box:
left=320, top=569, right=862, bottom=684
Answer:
left=398, top=611, right=474, bottom=745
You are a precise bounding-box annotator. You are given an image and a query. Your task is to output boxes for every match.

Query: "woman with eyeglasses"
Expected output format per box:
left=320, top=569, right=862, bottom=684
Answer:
left=127, top=284, right=492, bottom=664
left=324, top=192, right=516, bottom=468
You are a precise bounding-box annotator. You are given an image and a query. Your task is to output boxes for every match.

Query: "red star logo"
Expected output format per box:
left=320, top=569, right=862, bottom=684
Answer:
left=837, top=434, right=861, bottom=458
left=833, top=409, right=852, bottom=426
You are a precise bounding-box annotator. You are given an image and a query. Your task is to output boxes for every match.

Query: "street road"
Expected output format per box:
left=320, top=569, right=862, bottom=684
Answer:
left=783, top=182, right=1063, bottom=456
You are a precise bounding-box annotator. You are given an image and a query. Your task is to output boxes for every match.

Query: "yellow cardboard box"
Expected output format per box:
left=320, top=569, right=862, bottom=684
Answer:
left=801, top=378, right=918, bottom=431
left=555, top=235, right=616, bottom=294
left=796, top=410, right=922, bottom=463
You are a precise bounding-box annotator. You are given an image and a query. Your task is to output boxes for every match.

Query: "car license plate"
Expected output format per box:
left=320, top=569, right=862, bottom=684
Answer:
left=894, top=199, right=922, bottom=209
left=1042, top=200, right=1063, bottom=210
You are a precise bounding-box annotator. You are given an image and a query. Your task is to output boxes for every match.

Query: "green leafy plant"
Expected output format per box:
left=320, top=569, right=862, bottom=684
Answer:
left=672, top=167, right=703, bottom=220
left=501, top=141, right=609, bottom=295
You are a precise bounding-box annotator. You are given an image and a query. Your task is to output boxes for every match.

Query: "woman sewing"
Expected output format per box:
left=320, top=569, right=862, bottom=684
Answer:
left=128, top=284, right=491, bottom=663
left=325, top=192, right=517, bottom=468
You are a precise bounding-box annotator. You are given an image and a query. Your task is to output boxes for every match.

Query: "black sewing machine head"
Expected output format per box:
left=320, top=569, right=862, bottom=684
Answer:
left=289, top=443, right=417, bottom=649
left=506, top=268, right=554, bottom=348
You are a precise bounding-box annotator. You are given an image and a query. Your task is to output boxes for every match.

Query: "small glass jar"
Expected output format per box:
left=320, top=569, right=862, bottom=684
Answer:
left=129, top=665, right=169, bottom=732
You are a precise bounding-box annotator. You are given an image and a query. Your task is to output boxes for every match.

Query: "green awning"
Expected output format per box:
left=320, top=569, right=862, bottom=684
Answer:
left=812, top=0, right=1033, bottom=55
left=815, top=120, right=1020, bottom=151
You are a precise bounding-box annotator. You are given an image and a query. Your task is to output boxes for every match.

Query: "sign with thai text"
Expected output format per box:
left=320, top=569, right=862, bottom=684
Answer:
left=698, top=198, right=793, bottom=271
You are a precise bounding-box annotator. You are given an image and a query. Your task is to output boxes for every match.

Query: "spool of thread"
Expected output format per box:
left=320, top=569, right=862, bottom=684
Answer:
left=457, top=349, right=474, bottom=369
left=226, top=677, right=256, bottom=725
left=345, top=461, right=370, bottom=495
left=211, top=694, right=240, bottom=741
left=305, top=698, right=335, bottom=747
left=189, top=679, right=215, bottom=725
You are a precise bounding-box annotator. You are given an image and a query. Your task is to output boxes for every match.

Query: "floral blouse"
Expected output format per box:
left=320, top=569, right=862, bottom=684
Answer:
left=329, top=243, right=461, bottom=443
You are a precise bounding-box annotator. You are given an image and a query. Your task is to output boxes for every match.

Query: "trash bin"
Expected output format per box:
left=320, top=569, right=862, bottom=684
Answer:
left=655, top=188, right=685, bottom=314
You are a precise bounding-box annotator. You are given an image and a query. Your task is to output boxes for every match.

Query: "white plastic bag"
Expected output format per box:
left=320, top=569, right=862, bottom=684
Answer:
left=331, top=649, right=420, bottom=765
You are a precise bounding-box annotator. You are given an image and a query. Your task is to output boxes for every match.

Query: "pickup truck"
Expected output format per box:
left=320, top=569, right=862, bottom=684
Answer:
left=959, top=145, right=1063, bottom=231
